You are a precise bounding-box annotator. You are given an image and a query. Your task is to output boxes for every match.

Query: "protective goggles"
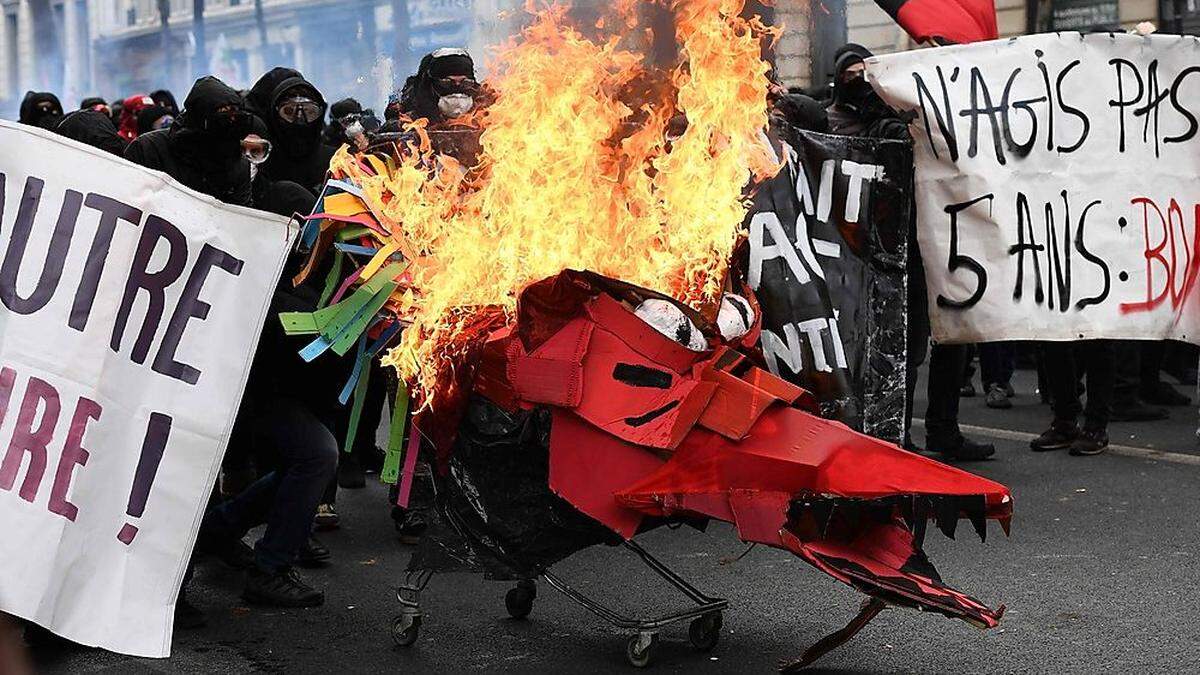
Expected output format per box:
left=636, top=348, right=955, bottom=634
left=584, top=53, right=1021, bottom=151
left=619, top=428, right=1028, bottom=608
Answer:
left=241, top=136, right=272, bottom=163
left=152, top=115, right=174, bottom=131
left=277, top=97, right=323, bottom=124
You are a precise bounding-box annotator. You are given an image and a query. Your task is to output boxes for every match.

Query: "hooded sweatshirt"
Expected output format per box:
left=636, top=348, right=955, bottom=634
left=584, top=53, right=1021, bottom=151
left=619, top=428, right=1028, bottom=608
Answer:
left=125, top=76, right=253, bottom=207
left=55, top=109, right=129, bottom=156
left=19, top=92, right=64, bottom=130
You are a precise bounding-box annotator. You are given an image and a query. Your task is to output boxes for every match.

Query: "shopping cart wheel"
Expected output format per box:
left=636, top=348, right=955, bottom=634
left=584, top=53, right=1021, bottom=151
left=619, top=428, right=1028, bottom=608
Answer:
left=505, top=580, right=536, bottom=619
left=625, top=632, right=658, bottom=668
left=391, top=614, right=422, bottom=647
left=688, top=611, right=722, bottom=652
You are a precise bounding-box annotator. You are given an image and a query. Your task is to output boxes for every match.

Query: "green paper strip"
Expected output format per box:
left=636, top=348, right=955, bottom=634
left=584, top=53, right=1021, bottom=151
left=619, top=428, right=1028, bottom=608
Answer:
left=278, top=302, right=347, bottom=336
left=317, top=250, right=346, bottom=308
left=330, top=283, right=398, bottom=356
left=317, top=262, right=405, bottom=342
left=380, top=381, right=410, bottom=485
left=343, top=353, right=373, bottom=455
left=336, top=225, right=374, bottom=241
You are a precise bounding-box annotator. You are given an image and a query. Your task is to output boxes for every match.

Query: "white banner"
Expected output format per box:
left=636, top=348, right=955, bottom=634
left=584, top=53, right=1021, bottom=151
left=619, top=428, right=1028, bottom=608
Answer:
left=0, top=121, right=294, bottom=656
left=868, top=33, right=1200, bottom=344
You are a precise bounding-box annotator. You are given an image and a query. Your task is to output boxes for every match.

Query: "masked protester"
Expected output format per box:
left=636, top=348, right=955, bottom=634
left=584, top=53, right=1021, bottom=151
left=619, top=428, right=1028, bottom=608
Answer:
left=825, top=43, right=993, bottom=461
left=18, top=92, right=64, bottom=130
left=55, top=109, right=128, bottom=157
left=136, top=105, right=174, bottom=135
left=323, top=97, right=378, bottom=150
left=825, top=44, right=906, bottom=139
left=245, top=67, right=334, bottom=194
left=117, top=93, right=155, bottom=140
left=150, top=89, right=179, bottom=116
left=386, top=47, right=481, bottom=131
left=125, top=76, right=254, bottom=207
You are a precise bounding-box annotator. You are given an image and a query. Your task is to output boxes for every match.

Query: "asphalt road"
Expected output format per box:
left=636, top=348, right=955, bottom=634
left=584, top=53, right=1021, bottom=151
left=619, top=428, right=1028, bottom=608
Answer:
left=33, top=366, right=1200, bottom=674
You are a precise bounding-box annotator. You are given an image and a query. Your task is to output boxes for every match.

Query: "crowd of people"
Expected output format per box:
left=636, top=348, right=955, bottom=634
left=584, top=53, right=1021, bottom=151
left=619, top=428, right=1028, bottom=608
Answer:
left=9, top=41, right=1197, bottom=640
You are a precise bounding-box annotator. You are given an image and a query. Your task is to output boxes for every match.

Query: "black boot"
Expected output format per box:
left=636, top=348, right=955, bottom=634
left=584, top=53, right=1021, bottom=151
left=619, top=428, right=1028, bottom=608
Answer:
left=929, top=436, right=995, bottom=461
left=297, top=535, right=331, bottom=568
left=243, top=567, right=324, bottom=608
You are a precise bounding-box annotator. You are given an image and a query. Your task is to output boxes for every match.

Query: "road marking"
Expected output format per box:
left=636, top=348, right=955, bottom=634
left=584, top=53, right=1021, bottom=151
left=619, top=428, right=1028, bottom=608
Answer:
left=913, top=420, right=1200, bottom=467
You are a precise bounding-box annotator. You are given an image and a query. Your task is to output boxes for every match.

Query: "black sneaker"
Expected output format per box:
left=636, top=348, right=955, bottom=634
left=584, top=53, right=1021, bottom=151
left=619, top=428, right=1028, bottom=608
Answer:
left=1110, top=400, right=1169, bottom=422
left=929, top=437, right=995, bottom=461
left=985, top=384, right=1012, bottom=409
left=1069, top=428, right=1109, bottom=456
left=174, top=590, right=207, bottom=629
left=243, top=567, right=324, bottom=607
left=297, top=535, right=331, bottom=568
left=1031, top=420, right=1079, bottom=451
left=1141, top=382, right=1192, bottom=407
left=337, top=455, right=366, bottom=489
left=314, top=503, right=340, bottom=530
left=959, top=383, right=977, bottom=398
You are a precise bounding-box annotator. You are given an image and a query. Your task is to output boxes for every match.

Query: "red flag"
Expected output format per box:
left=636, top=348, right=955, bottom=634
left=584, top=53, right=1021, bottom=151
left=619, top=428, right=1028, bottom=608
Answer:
left=875, top=0, right=999, bottom=44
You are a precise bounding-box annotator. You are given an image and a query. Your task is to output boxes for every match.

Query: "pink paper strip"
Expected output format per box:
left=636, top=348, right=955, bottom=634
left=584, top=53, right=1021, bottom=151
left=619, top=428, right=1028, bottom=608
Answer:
left=396, top=428, right=421, bottom=508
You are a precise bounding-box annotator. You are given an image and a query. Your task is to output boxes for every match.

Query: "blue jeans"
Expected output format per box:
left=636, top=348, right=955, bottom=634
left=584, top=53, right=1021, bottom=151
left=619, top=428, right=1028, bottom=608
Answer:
left=203, top=396, right=338, bottom=571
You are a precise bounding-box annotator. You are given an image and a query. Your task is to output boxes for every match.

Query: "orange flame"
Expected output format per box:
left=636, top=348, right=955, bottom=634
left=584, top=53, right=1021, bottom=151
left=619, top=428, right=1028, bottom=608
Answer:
left=331, top=0, right=781, bottom=403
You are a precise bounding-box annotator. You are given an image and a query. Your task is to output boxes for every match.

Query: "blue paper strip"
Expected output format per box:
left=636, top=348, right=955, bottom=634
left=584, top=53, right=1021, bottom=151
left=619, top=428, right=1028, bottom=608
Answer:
left=338, top=333, right=371, bottom=405
left=326, top=179, right=364, bottom=198
left=299, top=334, right=334, bottom=362
left=333, top=243, right=382, bottom=256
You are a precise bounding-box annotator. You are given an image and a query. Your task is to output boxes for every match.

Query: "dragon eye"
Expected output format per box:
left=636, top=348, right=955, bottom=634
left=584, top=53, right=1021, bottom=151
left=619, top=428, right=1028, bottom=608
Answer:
left=633, top=299, right=707, bottom=352
left=716, top=293, right=754, bottom=341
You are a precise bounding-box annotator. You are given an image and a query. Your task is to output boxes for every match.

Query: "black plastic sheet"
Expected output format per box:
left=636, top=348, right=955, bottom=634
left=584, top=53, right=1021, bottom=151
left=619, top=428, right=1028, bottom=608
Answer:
left=738, top=127, right=912, bottom=442
left=407, top=397, right=618, bottom=579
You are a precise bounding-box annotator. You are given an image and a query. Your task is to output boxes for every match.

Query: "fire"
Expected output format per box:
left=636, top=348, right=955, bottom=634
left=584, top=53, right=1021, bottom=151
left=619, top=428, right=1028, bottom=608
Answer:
left=329, top=0, right=781, bottom=403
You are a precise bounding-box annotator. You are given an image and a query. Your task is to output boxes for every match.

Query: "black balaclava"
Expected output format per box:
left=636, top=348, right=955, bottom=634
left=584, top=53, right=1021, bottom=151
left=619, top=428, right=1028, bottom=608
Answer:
left=80, top=96, right=107, bottom=111
left=248, top=68, right=327, bottom=159
left=831, top=43, right=875, bottom=109
left=174, top=76, right=253, bottom=169
left=19, top=91, right=64, bottom=130
left=270, top=80, right=327, bottom=158
left=150, top=89, right=179, bottom=116
left=55, top=109, right=128, bottom=156
left=400, top=48, right=477, bottom=123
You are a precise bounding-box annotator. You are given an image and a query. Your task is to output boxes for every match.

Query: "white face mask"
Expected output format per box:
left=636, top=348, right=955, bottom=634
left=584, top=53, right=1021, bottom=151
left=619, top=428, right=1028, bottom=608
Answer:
left=437, top=93, right=474, bottom=118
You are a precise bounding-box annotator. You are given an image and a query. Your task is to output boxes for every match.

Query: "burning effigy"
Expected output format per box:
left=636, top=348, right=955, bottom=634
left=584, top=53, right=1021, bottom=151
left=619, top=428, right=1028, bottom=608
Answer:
left=284, top=0, right=1011, bottom=669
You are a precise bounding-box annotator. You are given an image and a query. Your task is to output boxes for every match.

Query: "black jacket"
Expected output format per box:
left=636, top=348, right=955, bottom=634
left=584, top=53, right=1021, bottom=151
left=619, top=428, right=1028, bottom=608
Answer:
left=55, top=110, right=128, bottom=156
left=124, top=77, right=254, bottom=207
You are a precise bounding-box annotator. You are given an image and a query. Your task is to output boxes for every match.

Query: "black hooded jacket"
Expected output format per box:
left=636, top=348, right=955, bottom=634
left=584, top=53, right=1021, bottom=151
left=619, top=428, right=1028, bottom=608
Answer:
left=55, top=110, right=128, bottom=156
left=247, top=67, right=335, bottom=194
left=125, top=76, right=253, bottom=207
left=19, top=91, right=64, bottom=130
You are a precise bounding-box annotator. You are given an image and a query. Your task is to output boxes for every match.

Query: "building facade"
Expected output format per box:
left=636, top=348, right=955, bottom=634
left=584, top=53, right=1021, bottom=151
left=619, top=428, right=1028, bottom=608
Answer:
left=1, top=0, right=1193, bottom=120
